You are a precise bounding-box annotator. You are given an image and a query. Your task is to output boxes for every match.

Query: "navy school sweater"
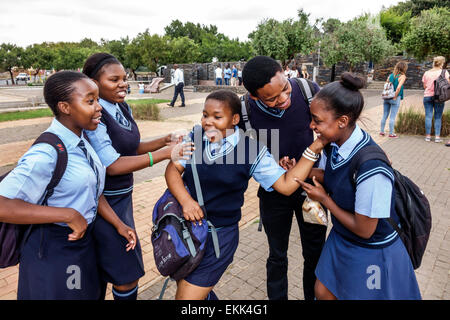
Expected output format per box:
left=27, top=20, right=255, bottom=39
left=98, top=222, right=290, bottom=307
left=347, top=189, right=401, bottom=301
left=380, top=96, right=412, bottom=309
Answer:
left=100, top=102, right=140, bottom=194
left=323, top=131, right=400, bottom=248
left=183, top=130, right=266, bottom=227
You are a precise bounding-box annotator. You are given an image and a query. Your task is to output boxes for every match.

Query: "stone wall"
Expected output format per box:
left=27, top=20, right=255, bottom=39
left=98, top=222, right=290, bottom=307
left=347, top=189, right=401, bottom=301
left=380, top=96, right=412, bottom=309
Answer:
left=373, top=56, right=433, bottom=89
left=194, top=85, right=247, bottom=94
left=162, top=55, right=441, bottom=90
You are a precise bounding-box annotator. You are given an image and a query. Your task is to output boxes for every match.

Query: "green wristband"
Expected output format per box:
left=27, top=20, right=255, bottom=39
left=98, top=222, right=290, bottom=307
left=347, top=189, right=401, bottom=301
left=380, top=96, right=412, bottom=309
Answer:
left=148, top=152, right=153, bottom=167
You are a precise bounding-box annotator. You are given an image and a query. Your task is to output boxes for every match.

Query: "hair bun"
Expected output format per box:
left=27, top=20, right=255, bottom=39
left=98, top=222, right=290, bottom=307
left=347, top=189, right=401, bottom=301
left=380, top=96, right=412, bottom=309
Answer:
left=340, top=72, right=365, bottom=91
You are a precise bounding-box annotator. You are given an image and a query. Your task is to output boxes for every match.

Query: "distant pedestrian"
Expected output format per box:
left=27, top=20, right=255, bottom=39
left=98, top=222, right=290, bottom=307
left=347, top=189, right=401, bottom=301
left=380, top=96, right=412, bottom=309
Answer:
left=299, top=65, right=310, bottom=79
left=215, top=66, right=223, bottom=86
left=237, top=67, right=243, bottom=86
left=231, top=65, right=238, bottom=87
left=297, top=72, right=421, bottom=300
left=379, top=61, right=408, bottom=138
left=224, top=64, right=232, bottom=86
left=284, top=65, right=291, bottom=78
left=138, top=83, right=144, bottom=94
left=422, top=56, right=449, bottom=143
left=169, top=64, right=186, bottom=107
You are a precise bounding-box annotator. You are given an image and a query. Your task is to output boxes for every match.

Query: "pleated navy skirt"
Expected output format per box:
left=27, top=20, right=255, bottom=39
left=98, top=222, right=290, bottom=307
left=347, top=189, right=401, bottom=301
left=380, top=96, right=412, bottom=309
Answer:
left=93, top=192, right=145, bottom=285
left=18, top=223, right=101, bottom=300
left=315, top=228, right=422, bottom=300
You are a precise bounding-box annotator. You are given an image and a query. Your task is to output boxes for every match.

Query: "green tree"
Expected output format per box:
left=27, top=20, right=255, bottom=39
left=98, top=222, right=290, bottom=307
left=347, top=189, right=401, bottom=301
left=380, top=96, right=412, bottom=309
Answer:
left=249, top=9, right=317, bottom=66
left=52, top=43, right=97, bottom=70
left=0, top=43, right=24, bottom=84
left=402, top=7, right=450, bottom=62
left=101, top=37, right=130, bottom=67
left=380, top=8, right=412, bottom=44
left=167, top=36, right=200, bottom=63
left=321, top=16, right=395, bottom=71
left=22, top=43, right=56, bottom=81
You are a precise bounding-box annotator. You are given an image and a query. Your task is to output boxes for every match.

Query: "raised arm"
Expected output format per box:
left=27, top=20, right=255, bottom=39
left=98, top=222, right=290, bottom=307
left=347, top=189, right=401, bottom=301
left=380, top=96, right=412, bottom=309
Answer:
left=271, top=139, right=325, bottom=196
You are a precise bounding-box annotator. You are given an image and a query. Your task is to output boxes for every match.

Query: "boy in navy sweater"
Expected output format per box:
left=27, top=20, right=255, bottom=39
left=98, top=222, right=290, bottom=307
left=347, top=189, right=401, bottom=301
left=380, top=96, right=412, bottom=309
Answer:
left=165, top=90, right=327, bottom=300
left=242, top=56, right=326, bottom=300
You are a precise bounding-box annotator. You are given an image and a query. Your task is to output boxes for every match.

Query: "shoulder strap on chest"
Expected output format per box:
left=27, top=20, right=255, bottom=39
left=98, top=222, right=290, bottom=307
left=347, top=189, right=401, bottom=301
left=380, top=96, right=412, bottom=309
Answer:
left=293, top=77, right=316, bottom=106
left=348, top=144, right=391, bottom=184
left=32, top=132, right=68, bottom=204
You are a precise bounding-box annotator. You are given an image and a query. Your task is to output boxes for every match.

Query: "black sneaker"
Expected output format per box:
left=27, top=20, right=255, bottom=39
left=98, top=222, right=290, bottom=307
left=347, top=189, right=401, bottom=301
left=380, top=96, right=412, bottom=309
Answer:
left=180, top=104, right=186, bottom=107
left=167, top=103, right=174, bottom=107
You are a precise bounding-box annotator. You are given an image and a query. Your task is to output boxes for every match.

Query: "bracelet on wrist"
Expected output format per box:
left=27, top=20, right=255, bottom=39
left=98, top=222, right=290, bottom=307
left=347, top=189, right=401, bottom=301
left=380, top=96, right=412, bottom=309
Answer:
left=148, top=152, right=153, bottom=167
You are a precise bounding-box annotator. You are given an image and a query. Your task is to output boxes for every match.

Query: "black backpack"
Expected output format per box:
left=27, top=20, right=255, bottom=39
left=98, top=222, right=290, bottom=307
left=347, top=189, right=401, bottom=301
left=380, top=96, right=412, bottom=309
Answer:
left=348, top=144, right=432, bottom=269
left=0, top=132, right=68, bottom=268
left=433, top=69, right=450, bottom=103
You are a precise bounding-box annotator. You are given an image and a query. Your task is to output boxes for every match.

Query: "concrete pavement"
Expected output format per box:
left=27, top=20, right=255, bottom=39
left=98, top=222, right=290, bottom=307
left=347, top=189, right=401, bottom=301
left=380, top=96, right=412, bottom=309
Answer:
left=0, top=89, right=448, bottom=300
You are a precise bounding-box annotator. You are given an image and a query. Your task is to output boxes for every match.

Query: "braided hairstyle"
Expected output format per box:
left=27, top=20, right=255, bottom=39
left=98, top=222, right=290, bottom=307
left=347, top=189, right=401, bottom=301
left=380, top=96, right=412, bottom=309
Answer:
left=43, top=71, right=89, bottom=116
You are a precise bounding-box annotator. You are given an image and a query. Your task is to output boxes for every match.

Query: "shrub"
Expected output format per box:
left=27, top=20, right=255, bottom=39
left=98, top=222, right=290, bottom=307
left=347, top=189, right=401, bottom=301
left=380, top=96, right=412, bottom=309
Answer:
left=128, top=102, right=160, bottom=121
left=395, top=107, right=450, bottom=136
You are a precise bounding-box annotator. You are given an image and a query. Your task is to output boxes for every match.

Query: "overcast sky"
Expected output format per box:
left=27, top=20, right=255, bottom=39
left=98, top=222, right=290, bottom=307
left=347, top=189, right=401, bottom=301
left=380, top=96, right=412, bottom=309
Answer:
left=1, top=0, right=404, bottom=47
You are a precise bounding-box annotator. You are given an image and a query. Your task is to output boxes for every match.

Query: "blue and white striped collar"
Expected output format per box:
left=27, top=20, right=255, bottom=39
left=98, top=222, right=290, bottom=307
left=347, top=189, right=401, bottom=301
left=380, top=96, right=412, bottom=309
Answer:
left=331, top=125, right=364, bottom=161
left=329, top=125, right=370, bottom=170
left=204, top=125, right=240, bottom=160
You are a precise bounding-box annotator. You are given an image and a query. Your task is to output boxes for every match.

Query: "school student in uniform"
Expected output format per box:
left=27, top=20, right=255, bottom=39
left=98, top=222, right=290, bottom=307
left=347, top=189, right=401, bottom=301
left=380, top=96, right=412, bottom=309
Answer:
left=82, top=53, right=188, bottom=300
left=165, top=90, right=328, bottom=300
left=0, top=71, right=136, bottom=300
left=296, top=73, right=421, bottom=300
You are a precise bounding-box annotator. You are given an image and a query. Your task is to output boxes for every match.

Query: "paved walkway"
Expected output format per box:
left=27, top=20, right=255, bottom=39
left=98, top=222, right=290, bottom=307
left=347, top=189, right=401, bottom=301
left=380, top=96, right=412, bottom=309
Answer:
left=0, top=89, right=448, bottom=300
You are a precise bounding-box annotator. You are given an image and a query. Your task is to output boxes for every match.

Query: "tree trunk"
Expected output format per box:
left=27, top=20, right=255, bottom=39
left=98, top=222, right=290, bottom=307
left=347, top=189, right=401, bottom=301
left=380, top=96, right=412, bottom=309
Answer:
left=331, top=64, right=336, bottom=82
left=8, top=69, right=15, bottom=85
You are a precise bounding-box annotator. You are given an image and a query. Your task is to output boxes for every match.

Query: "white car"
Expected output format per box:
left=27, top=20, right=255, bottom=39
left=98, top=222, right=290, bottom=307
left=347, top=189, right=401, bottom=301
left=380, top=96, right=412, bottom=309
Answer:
left=16, top=73, right=29, bottom=82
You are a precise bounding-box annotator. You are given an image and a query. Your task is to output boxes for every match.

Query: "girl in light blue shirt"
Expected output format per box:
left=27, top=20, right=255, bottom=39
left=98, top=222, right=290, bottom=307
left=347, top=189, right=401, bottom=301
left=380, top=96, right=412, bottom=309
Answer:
left=0, top=71, right=136, bottom=300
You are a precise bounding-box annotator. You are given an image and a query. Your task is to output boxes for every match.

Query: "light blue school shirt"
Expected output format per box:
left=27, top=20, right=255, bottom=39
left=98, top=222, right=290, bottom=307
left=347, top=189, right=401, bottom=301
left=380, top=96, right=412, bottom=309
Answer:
left=318, top=125, right=392, bottom=218
left=178, top=126, right=286, bottom=192
left=85, top=98, right=124, bottom=168
left=0, top=118, right=105, bottom=225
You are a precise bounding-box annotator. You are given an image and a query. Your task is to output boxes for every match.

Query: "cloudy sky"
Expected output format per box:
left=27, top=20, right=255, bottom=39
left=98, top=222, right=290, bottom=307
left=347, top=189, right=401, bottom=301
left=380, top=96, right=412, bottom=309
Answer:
left=1, top=0, right=403, bottom=47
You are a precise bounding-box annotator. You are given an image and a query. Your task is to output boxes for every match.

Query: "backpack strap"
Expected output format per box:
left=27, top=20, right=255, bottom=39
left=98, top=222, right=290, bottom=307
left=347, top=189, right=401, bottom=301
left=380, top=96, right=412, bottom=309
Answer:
left=240, top=93, right=252, bottom=132
left=32, top=132, right=68, bottom=205
left=348, top=144, right=399, bottom=231
left=348, top=144, right=391, bottom=185
left=293, top=77, right=315, bottom=106
left=190, top=125, right=220, bottom=259
left=20, top=132, right=68, bottom=259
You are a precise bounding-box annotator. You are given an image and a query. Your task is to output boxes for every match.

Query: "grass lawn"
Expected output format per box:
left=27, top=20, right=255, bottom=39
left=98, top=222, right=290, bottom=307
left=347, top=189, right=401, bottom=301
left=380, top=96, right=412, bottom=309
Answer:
left=0, top=98, right=170, bottom=122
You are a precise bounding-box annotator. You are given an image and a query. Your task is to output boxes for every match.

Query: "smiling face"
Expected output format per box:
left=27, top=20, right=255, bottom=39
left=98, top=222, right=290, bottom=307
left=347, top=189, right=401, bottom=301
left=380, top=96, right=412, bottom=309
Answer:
left=95, top=63, right=128, bottom=103
left=58, top=78, right=102, bottom=135
left=201, top=99, right=240, bottom=143
left=252, top=71, right=292, bottom=110
left=309, top=98, right=350, bottom=146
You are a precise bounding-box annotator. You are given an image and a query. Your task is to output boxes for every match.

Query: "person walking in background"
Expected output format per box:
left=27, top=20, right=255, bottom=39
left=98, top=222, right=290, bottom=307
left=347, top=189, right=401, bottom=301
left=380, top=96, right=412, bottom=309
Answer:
left=300, top=65, right=310, bottom=79
left=224, top=64, right=232, bottom=86
left=422, top=56, right=449, bottom=143
left=231, top=65, right=238, bottom=87
left=237, top=67, right=243, bottom=86
left=379, top=61, right=408, bottom=138
left=169, top=64, right=186, bottom=107
left=290, top=65, right=299, bottom=78
left=215, top=65, right=223, bottom=86
left=284, top=65, right=291, bottom=78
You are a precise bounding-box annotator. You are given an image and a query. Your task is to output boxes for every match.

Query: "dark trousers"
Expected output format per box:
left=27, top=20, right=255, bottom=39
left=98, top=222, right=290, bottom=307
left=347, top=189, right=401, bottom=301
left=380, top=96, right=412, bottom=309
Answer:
left=259, top=187, right=326, bottom=300
left=170, top=82, right=185, bottom=106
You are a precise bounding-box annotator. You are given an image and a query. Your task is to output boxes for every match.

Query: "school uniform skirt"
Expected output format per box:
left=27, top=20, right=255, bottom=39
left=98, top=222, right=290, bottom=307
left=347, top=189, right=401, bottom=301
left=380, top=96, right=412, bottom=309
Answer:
left=315, top=228, right=422, bottom=300
left=18, top=223, right=101, bottom=300
left=93, top=192, right=145, bottom=285
left=185, top=223, right=239, bottom=287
